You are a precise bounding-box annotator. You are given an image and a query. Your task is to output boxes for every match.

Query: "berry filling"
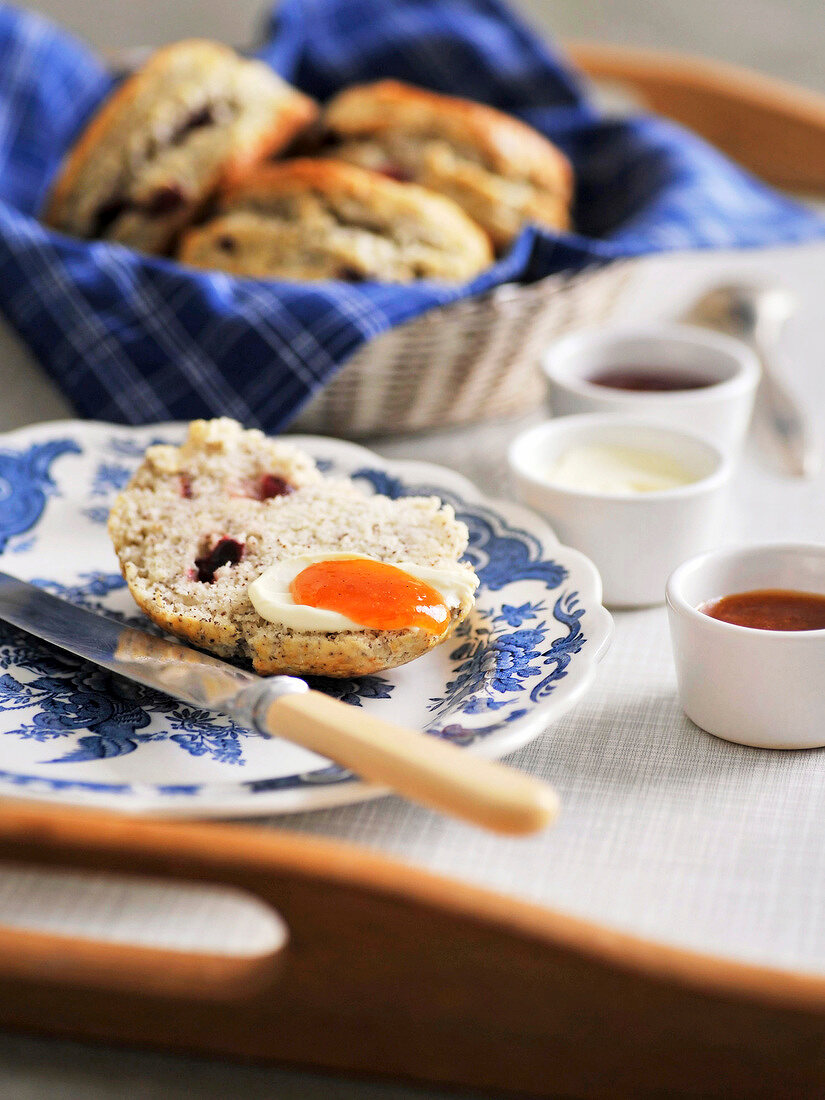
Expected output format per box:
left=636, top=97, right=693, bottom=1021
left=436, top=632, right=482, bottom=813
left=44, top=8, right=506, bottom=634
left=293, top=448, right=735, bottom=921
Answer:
left=144, top=184, right=186, bottom=216
left=92, top=198, right=134, bottom=237
left=88, top=101, right=226, bottom=238
left=170, top=104, right=216, bottom=146
left=380, top=163, right=414, bottom=183
left=336, top=265, right=366, bottom=283
left=180, top=474, right=193, bottom=499
left=194, top=537, right=245, bottom=583
left=258, top=474, right=294, bottom=500
left=91, top=184, right=185, bottom=237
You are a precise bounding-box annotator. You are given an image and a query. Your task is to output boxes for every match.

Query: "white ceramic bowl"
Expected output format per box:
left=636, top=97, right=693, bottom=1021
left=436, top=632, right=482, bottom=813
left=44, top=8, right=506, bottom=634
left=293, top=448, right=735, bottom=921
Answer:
left=667, top=544, right=825, bottom=749
left=542, top=324, right=760, bottom=458
left=508, top=415, right=732, bottom=608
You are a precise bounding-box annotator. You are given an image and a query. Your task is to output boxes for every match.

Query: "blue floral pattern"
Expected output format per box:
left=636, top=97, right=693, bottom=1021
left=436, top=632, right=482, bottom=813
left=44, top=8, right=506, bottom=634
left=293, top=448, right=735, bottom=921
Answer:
left=83, top=437, right=173, bottom=523
left=0, top=425, right=608, bottom=808
left=0, top=439, right=80, bottom=552
left=90, top=463, right=131, bottom=497
left=81, top=506, right=111, bottom=525
left=106, top=435, right=171, bottom=458
left=424, top=717, right=527, bottom=747
left=0, top=575, right=257, bottom=767
left=428, top=593, right=585, bottom=720
left=305, top=675, right=395, bottom=707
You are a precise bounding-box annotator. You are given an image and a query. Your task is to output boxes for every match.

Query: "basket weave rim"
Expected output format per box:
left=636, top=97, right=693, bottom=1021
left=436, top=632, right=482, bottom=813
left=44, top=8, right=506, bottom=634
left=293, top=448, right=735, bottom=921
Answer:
left=411, top=260, right=618, bottom=322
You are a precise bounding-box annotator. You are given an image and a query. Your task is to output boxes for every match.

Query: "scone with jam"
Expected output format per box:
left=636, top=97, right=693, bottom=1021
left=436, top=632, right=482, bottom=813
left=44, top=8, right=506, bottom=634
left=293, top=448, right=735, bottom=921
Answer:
left=323, top=80, right=573, bottom=250
left=44, top=40, right=317, bottom=255
left=108, top=419, right=479, bottom=677
left=177, top=158, right=493, bottom=283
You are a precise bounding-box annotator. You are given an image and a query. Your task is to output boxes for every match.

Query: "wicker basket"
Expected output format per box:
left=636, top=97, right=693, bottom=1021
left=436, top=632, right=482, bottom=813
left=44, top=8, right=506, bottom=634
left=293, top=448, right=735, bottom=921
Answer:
left=292, top=262, right=630, bottom=437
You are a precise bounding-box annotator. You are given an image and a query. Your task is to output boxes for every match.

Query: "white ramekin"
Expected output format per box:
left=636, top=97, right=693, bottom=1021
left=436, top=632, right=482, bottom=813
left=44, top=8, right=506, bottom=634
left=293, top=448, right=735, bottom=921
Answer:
left=542, top=324, right=760, bottom=458
left=508, top=414, right=732, bottom=608
left=667, top=544, right=825, bottom=749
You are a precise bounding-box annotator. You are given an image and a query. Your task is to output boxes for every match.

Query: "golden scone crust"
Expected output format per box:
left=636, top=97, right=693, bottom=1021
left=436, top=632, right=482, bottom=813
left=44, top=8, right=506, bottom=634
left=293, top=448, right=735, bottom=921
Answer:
left=324, top=79, right=573, bottom=248
left=178, top=158, right=493, bottom=283
left=123, top=581, right=467, bottom=678
left=44, top=40, right=318, bottom=255
left=325, top=80, right=573, bottom=195
left=108, top=418, right=478, bottom=677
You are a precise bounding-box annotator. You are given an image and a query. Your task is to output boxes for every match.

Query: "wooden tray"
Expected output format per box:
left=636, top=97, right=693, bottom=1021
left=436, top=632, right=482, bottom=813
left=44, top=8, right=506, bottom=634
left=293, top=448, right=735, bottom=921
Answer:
left=3, top=44, right=825, bottom=1097
left=567, top=40, right=825, bottom=194
left=1, top=801, right=825, bottom=1098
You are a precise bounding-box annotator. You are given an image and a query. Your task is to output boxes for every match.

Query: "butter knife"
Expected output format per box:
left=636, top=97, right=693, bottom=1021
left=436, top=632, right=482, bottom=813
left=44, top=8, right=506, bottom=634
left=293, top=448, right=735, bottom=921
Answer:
left=0, top=572, right=558, bottom=834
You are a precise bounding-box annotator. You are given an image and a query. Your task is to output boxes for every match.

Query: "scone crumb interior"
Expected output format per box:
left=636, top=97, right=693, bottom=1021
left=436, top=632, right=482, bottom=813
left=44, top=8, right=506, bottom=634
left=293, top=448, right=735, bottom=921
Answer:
left=108, top=418, right=478, bottom=676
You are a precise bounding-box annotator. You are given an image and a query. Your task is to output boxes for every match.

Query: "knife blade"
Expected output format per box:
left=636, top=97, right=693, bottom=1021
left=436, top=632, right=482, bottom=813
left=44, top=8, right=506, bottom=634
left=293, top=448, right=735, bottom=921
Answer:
left=0, top=572, right=559, bottom=834
left=0, top=571, right=306, bottom=729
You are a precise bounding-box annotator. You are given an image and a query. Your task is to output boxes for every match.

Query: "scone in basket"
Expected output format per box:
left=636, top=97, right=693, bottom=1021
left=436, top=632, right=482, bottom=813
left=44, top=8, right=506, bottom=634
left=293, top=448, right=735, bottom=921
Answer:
left=294, top=263, right=628, bottom=437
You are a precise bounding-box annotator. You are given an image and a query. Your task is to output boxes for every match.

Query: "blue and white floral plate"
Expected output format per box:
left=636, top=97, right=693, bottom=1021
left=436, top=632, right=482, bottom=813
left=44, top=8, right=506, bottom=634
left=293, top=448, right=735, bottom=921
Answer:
left=0, top=421, right=612, bottom=817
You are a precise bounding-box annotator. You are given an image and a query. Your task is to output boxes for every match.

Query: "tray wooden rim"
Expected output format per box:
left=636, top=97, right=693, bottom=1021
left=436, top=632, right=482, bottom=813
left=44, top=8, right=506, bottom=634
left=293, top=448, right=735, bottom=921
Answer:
left=1, top=800, right=818, bottom=1011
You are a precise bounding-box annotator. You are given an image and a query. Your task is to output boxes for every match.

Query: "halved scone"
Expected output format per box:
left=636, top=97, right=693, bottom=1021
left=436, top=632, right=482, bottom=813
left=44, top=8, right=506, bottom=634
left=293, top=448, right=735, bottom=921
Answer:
left=108, top=419, right=478, bottom=677
left=323, top=80, right=573, bottom=250
left=177, top=158, right=493, bottom=283
left=43, top=40, right=318, bottom=255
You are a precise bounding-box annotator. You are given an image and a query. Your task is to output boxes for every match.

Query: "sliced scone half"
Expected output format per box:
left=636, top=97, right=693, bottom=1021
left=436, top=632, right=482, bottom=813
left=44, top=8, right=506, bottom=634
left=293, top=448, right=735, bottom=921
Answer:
left=108, top=418, right=479, bottom=677
left=43, top=40, right=318, bottom=255
left=177, top=158, right=493, bottom=282
left=323, top=80, right=573, bottom=250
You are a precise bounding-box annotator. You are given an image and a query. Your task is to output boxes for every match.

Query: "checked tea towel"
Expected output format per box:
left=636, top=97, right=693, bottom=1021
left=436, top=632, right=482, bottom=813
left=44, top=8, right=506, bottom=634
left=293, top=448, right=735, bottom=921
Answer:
left=0, top=0, right=821, bottom=431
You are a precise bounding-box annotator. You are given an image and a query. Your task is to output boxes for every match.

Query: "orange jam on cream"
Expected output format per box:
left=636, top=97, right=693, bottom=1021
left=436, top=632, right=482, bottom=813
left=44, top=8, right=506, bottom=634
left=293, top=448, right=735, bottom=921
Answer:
left=290, top=558, right=449, bottom=633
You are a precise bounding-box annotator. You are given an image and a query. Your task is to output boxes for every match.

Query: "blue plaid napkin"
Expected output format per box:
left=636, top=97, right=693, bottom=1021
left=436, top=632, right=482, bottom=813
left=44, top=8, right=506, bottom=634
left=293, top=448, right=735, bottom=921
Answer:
left=0, top=0, right=821, bottom=431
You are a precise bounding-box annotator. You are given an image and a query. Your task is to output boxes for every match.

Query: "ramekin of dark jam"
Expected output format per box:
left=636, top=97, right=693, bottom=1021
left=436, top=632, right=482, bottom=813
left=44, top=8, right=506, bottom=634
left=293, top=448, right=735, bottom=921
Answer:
left=542, top=325, right=761, bottom=459
left=586, top=367, right=716, bottom=392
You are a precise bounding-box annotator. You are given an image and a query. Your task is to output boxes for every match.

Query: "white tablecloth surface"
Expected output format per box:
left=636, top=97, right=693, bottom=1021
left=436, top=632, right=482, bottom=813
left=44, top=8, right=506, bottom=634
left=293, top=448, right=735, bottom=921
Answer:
left=1, top=241, right=824, bottom=1095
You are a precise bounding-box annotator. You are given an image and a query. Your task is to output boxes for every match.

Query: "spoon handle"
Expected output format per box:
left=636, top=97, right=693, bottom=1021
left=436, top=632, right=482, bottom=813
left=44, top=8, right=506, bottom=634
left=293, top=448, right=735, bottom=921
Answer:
left=754, top=337, right=820, bottom=478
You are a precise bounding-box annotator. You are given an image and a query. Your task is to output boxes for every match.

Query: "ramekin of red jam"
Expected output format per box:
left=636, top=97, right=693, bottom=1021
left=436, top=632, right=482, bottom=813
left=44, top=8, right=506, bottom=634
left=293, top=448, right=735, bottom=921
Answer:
left=542, top=324, right=760, bottom=459
left=667, top=544, right=825, bottom=749
left=700, top=589, right=825, bottom=632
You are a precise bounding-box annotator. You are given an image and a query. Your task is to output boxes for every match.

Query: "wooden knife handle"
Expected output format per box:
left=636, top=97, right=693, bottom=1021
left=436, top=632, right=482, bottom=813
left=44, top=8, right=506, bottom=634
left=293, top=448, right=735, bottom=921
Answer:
left=567, top=40, right=825, bottom=193
left=265, top=690, right=559, bottom=835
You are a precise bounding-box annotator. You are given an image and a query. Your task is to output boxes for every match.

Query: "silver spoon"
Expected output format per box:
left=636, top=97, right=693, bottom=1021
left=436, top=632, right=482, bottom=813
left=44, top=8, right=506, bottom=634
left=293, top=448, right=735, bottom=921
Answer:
left=683, top=284, right=819, bottom=478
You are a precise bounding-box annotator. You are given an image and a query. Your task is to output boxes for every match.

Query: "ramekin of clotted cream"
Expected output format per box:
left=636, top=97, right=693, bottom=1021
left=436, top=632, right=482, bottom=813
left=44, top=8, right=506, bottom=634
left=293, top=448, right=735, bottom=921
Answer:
left=545, top=443, right=698, bottom=495
left=507, top=415, right=732, bottom=607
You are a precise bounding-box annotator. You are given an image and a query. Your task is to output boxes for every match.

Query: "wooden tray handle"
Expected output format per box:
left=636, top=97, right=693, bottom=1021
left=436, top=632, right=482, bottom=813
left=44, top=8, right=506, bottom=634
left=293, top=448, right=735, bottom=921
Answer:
left=0, top=802, right=823, bottom=1096
left=566, top=40, right=825, bottom=193
left=0, top=921, right=283, bottom=1001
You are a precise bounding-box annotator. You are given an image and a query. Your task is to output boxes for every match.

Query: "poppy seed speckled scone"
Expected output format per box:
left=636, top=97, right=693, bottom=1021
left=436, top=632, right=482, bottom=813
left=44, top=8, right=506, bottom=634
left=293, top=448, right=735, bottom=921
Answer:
left=323, top=80, right=574, bottom=250
left=177, top=158, right=493, bottom=282
left=43, top=40, right=318, bottom=255
left=107, top=419, right=478, bottom=677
